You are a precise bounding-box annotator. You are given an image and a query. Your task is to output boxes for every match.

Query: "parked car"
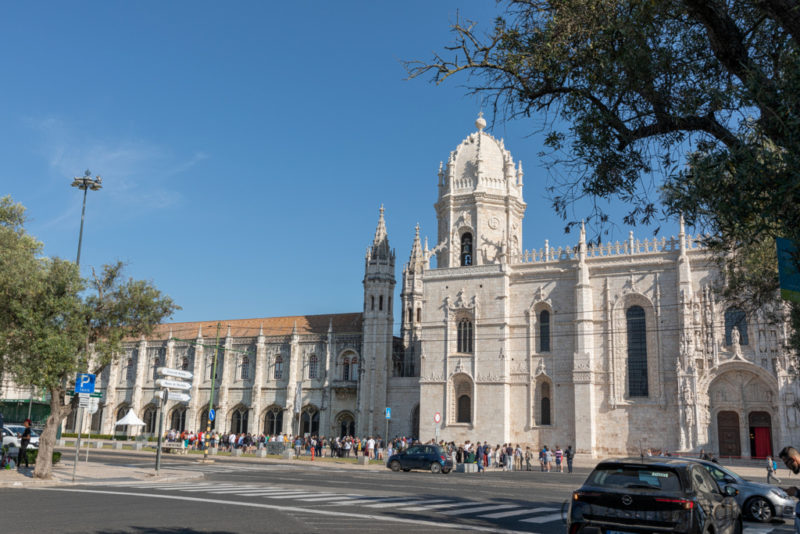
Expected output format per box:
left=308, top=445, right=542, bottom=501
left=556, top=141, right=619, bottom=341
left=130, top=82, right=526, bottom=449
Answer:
left=387, top=444, right=453, bottom=474
left=679, top=457, right=794, bottom=522
left=2, top=425, right=39, bottom=450
left=568, top=457, right=743, bottom=534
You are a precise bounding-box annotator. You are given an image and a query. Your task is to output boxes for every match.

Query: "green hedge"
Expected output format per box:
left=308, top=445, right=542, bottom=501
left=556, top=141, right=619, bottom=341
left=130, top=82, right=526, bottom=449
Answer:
left=61, top=433, right=157, bottom=441
left=21, top=449, right=61, bottom=465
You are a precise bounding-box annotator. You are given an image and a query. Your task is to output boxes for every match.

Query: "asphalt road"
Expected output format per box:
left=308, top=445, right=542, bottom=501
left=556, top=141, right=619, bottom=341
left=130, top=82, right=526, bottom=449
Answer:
left=5, top=451, right=795, bottom=534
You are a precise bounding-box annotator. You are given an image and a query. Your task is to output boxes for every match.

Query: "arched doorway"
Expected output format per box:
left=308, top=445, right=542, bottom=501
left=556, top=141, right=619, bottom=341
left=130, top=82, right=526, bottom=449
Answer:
left=749, top=411, right=773, bottom=458
left=336, top=412, right=355, bottom=437
left=717, top=411, right=741, bottom=457
left=230, top=406, right=249, bottom=434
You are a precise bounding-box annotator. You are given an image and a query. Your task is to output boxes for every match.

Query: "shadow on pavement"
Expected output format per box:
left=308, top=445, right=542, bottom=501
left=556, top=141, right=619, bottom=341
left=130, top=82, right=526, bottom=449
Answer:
left=91, top=529, right=235, bottom=534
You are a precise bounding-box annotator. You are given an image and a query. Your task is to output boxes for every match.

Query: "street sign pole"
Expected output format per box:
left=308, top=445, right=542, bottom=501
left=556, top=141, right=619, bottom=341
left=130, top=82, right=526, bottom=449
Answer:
left=71, top=407, right=83, bottom=483
left=155, top=387, right=168, bottom=475
left=202, top=323, right=222, bottom=463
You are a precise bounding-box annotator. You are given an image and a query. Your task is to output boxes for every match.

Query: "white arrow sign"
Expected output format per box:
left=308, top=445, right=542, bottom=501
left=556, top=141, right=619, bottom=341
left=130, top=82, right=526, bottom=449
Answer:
left=155, top=378, right=192, bottom=390
left=156, top=390, right=191, bottom=402
left=157, top=367, right=193, bottom=380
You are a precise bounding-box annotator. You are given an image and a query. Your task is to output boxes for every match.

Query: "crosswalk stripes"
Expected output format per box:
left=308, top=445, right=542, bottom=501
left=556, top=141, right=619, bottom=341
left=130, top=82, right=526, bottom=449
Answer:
left=104, top=481, right=564, bottom=525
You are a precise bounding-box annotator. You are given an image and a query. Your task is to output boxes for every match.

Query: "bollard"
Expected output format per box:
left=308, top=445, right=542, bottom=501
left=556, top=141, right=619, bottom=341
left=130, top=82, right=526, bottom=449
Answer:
left=311, top=448, right=315, bottom=461
left=256, top=449, right=267, bottom=458
left=232, top=448, right=243, bottom=457
left=113, top=441, right=123, bottom=450
left=95, top=441, right=104, bottom=449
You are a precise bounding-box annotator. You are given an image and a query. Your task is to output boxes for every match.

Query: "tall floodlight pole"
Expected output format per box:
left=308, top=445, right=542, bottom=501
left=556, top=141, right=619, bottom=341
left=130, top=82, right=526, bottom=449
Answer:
left=71, top=169, right=103, bottom=267
left=202, top=323, right=222, bottom=463
left=66, top=170, right=102, bottom=444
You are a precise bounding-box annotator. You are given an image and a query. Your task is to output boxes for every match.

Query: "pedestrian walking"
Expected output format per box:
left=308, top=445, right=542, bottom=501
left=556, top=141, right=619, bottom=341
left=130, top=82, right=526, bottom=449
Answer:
left=767, top=455, right=782, bottom=484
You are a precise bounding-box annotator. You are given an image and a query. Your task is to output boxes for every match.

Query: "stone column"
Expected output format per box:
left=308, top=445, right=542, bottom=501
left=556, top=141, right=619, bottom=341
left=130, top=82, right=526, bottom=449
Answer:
left=102, top=359, right=119, bottom=434
left=251, top=328, right=266, bottom=434
left=217, top=327, right=231, bottom=434
left=572, top=224, right=596, bottom=455
left=130, top=337, right=148, bottom=435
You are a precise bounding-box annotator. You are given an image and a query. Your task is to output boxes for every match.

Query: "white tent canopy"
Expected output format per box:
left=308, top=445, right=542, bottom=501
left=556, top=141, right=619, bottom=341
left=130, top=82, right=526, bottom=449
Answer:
left=114, top=409, right=145, bottom=427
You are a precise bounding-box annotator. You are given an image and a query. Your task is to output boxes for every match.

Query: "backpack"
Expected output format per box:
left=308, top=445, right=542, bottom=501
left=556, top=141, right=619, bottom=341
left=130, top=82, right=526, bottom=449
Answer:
left=773, top=460, right=778, bottom=471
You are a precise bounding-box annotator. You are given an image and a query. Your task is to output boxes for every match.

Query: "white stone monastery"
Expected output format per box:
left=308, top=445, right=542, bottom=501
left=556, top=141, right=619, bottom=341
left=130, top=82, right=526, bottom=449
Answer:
left=22, top=114, right=800, bottom=457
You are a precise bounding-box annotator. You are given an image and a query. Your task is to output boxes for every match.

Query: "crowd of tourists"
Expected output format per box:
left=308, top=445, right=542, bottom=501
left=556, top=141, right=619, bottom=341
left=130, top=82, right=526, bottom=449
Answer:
left=160, top=428, right=575, bottom=472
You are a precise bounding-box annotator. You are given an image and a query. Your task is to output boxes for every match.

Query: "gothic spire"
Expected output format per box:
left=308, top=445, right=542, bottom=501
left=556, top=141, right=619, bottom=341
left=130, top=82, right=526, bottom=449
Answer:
left=370, top=204, right=391, bottom=261
left=408, top=224, right=425, bottom=273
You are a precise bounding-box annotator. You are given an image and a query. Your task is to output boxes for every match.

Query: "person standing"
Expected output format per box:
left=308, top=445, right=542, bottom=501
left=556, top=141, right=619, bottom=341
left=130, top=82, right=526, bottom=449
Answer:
left=555, top=445, right=564, bottom=473
left=767, top=455, right=782, bottom=484
left=565, top=445, right=575, bottom=473
left=17, top=419, right=31, bottom=470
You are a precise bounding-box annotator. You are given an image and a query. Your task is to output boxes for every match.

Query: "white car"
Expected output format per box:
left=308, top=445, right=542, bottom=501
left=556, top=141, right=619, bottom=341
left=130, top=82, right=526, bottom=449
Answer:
left=2, top=425, right=39, bottom=450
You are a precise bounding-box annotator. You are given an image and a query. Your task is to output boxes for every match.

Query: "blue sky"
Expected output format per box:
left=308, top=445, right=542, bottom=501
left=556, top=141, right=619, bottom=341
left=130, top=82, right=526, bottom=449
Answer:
left=1, top=2, right=679, bottom=332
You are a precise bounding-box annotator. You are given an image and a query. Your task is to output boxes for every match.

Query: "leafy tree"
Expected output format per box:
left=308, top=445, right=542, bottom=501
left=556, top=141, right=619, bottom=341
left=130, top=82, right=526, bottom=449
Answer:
left=406, top=0, right=799, bottom=332
left=0, top=196, right=179, bottom=478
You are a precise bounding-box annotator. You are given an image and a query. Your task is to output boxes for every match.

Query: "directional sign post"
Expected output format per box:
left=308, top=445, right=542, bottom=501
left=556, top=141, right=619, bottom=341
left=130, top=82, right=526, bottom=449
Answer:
left=72, top=373, right=95, bottom=483
left=385, top=407, right=391, bottom=444
left=209, top=408, right=216, bottom=422
left=155, top=367, right=194, bottom=475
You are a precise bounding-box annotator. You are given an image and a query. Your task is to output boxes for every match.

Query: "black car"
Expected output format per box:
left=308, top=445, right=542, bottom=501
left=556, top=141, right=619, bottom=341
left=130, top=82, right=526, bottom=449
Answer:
left=387, top=444, right=453, bottom=474
left=568, top=457, right=743, bottom=534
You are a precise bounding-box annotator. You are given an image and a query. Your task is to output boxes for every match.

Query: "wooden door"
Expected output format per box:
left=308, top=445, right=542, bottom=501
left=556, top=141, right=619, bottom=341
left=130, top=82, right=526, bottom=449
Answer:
left=717, top=411, right=741, bottom=457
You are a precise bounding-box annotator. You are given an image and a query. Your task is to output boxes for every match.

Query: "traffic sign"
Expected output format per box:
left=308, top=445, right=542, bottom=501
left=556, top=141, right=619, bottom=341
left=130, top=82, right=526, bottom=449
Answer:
left=78, top=393, right=90, bottom=399
left=155, top=378, right=192, bottom=390
left=157, top=367, right=193, bottom=380
left=78, top=397, right=90, bottom=409
left=87, top=397, right=100, bottom=414
left=75, top=373, right=96, bottom=394
left=209, top=409, right=216, bottom=421
left=385, top=407, right=391, bottom=419
left=156, top=390, right=191, bottom=402
left=433, top=411, right=441, bottom=424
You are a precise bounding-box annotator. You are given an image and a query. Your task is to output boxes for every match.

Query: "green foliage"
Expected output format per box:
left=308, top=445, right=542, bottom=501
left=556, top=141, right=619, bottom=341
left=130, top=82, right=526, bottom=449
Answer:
left=24, top=449, right=61, bottom=465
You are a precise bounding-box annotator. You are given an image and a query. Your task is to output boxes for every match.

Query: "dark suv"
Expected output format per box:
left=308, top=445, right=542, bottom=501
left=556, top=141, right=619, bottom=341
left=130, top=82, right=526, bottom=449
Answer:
left=568, top=457, right=742, bottom=534
left=387, top=444, right=453, bottom=474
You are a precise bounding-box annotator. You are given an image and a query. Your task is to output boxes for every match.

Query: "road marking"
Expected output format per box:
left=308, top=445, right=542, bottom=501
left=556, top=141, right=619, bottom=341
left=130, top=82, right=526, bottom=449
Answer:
left=479, top=509, right=542, bottom=519
left=267, top=492, right=325, bottom=499
left=32, top=488, right=543, bottom=534
left=362, top=499, right=427, bottom=508
left=519, top=513, right=563, bottom=524
left=440, top=504, right=518, bottom=516
left=397, top=502, right=463, bottom=511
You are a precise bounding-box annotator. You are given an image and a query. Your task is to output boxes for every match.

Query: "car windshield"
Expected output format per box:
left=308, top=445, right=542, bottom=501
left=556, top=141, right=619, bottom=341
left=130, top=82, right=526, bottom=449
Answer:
left=702, top=463, right=737, bottom=483
left=586, top=465, right=683, bottom=492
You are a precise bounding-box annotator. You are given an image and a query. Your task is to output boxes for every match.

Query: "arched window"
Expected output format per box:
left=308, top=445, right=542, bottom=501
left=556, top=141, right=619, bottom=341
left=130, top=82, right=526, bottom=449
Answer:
left=627, top=306, right=648, bottom=397
left=230, top=407, right=248, bottom=434
left=170, top=407, right=186, bottom=432
left=264, top=407, right=283, bottom=435
left=371, top=296, right=375, bottom=310
left=301, top=406, right=320, bottom=435
left=351, top=357, right=359, bottom=379
left=408, top=308, right=413, bottom=323
left=539, top=310, right=551, bottom=353
left=90, top=406, right=103, bottom=433
left=457, top=318, right=473, bottom=353
left=151, top=356, right=160, bottom=381
left=416, top=308, right=421, bottom=323
left=274, top=355, right=283, bottom=380
left=241, top=356, right=250, bottom=380
left=725, top=307, right=749, bottom=346
left=125, top=358, right=134, bottom=382
left=200, top=407, right=216, bottom=431
left=460, top=232, right=473, bottom=266
left=308, top=355, right=318, bottom=379
left=143, top=405, right=157, bottom=434
left=181, top=357, right=190, bottom=371
left=457, top=395, right=471, bottom=423
left=540, top=382, right=552, bottom=425
left=337, top=412, right=355, bottom=437
left=379, top=295, right=384, bottom=311
left=342, top=357, right=351, bottom=380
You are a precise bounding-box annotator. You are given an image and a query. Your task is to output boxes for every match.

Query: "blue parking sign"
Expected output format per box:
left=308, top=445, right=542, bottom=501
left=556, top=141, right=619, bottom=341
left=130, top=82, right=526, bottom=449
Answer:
left=75, top=373, right=96, bottom=394
left=385, top=407, right=391, bottom=419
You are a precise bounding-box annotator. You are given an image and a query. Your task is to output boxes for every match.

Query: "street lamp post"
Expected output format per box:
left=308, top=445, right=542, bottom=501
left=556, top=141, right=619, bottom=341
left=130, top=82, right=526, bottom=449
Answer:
left=202, top=323, right=222, bottom=463
left=71, top=169, right=102, bottom=267
left=64, top=170, right=101, bottom=442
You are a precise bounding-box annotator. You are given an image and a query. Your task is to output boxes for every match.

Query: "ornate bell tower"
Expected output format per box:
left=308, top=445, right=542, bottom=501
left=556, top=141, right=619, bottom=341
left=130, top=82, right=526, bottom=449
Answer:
left=434, top=113, right=526, bottom=268
left=360, top=206, right=395, bottom=436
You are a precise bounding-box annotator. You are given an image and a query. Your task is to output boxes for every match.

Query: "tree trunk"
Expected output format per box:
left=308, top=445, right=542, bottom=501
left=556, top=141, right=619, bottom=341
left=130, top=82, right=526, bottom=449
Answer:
left=33, top=386, right=71, bottom=479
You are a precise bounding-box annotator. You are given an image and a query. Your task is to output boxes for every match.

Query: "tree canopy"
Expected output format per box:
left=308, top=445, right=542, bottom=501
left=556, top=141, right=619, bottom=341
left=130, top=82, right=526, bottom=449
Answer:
left=407, top=0, right=799, bottom=314
left=0, top=195, right=179, bottom=478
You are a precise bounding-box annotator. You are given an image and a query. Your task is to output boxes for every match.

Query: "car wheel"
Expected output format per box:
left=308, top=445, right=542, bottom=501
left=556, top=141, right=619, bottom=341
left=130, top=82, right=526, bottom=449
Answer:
left=746, top=496, right=774, bottom=522
left=442, top=468, right=451, bottom=474
left=389, top=461, right=401, bottom=472
left=430, top=462, right=442, bottom=474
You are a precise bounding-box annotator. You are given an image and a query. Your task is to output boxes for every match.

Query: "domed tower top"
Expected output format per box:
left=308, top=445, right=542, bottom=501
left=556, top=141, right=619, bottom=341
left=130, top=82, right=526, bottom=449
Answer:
left=433, top=113, right=526, bottom=268
left=437, top=112, right=524, bottom=201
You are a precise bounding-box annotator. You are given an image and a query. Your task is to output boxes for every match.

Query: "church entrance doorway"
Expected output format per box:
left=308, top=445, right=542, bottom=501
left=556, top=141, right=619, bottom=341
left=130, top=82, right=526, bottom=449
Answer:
left=717, top=411, right=741, bottom=457
left=748, top=411, right=773, bottom=458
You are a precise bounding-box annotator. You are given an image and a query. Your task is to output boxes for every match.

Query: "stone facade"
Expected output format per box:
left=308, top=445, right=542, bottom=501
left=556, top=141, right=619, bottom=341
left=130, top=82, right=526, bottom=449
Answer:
left=14, top=114, right=795, bottom=458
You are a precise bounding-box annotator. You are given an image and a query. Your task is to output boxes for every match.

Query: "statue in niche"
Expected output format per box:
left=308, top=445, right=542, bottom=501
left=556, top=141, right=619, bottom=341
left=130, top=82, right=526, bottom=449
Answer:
left=731, top=327, right=743, bottom=359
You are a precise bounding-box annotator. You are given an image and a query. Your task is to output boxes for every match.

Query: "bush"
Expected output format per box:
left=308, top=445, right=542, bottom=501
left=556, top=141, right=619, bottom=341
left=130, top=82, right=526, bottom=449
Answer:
left=24, top=449, right=61, bottom=465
